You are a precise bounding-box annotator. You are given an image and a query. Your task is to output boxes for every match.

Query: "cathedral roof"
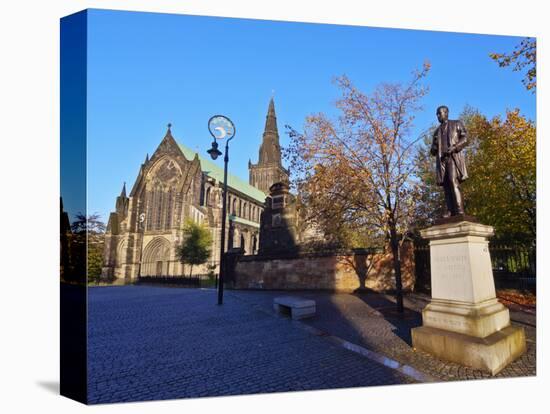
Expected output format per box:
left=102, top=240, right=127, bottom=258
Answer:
left=177, top=143, right=266, bottom=203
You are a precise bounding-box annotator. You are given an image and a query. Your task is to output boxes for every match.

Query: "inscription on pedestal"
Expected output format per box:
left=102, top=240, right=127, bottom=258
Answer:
left=432, top=254, right=467, bottom=280
left=424, top=314, right=467, bottom=330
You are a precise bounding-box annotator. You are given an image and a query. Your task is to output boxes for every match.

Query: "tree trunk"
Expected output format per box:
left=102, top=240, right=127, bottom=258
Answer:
left=189, top=264, right=193, bottom=278
left=389, top=225, right=404, bottom=314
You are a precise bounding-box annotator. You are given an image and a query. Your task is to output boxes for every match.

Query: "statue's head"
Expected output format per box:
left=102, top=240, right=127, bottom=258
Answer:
left=436, top=105, right=449, bottom=123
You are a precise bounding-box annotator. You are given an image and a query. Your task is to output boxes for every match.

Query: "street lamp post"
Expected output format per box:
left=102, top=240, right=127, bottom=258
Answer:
left=207, top=115, right=236, bottom=305
left=137, top=212, right=146, bottom=278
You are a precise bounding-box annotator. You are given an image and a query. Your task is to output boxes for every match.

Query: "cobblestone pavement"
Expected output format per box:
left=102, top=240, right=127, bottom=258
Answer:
left=87, top=286, right=415, bottom=404
left=231, top=290, right=536, bottom=382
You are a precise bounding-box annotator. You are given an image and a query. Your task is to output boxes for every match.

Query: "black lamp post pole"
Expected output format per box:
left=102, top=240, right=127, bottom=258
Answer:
left=137, top=212, right=145, bottom=279
left=217, top=137, right=233, bottom=305
left=207, top=115, right=235, bottom=306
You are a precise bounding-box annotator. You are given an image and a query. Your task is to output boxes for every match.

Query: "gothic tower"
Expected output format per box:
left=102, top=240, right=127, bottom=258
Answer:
left=249, top=98, right=289, bottom=193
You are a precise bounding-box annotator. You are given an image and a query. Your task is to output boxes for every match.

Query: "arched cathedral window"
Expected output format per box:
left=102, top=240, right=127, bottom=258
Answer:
left=154, top=189, right=164, bottom=230
left=142, top=158, right=182, bottom=232
left=205, top=187, right=211, bottom=207
left=165, top=187, right=174, bottom=229
left=145, top=189, right=155, bottom=231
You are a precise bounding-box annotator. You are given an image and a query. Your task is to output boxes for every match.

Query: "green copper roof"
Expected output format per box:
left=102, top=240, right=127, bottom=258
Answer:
left=178, top=143, right=266, bottom=203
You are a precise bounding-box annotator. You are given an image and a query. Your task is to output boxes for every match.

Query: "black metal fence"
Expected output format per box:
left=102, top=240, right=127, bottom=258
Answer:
left=414, top=240, right=536, bottom=293
left=137, top=274, right=218, bottom=288
left=490, top=242, right=536, bottom=291
left=414, top=243, right=431, bottom=293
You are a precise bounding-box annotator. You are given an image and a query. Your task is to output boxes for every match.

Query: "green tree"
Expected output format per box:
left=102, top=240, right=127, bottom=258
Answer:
left=176, top=219, right=213, bottom=277
left=490, top=37, right=536, bottom=92
left=463, top=109, right=536, bottom=242
left=70, top=213, right=106, bottom=284
left=87, top=243, right=104, bottom=284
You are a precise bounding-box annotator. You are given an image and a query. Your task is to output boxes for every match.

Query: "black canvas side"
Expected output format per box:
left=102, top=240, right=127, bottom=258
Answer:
left=60, top=9, right=88, bottom=405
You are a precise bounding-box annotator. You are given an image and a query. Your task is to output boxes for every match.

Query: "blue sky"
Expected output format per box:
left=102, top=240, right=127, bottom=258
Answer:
left=84, top=9, right=535, bottom=222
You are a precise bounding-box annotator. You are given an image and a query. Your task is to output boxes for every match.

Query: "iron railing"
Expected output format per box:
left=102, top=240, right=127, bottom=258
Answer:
left=414, top=240, right=536, bottom=292
left=490, top=242, right=536, bottom=291
left=137, top=273, right=218, bottom=288
left=136, top=259, right=220, bottom=288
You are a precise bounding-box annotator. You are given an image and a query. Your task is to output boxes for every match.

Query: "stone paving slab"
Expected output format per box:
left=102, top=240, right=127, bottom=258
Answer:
left=87, top=286, right=416, bottom=404
left=230, top=290, right=536, bottom=382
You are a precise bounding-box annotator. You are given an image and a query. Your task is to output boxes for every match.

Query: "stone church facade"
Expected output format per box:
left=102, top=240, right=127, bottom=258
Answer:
left=102, top=98, right=289, bottom=281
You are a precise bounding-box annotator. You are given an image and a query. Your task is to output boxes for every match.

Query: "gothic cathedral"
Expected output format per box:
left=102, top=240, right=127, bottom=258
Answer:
left=102, top=98, right=289, bottom=281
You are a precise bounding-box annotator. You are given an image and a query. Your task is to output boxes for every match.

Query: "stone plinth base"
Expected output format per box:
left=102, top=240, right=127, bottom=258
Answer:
left=414, top=220, right=527, bottom=375
left=411, top=325, right=526, bottom=375
left=422, top=297, right=510, bottom=338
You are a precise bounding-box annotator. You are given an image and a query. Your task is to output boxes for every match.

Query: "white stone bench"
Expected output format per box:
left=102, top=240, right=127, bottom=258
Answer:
left=273, top=296, right=316, bottom=320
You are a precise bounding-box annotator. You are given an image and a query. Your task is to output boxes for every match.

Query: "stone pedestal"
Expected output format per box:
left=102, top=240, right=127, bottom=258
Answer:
left=411, top=221, right=526, bottom=375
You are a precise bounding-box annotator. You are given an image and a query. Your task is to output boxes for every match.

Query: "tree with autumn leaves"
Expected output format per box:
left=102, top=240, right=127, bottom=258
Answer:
left=286, top=62, right=535, bottom=311
left=490, top=37, right=536, bottom=92
left=286, top=63, right=431, bottom=312
left=463, top=109, right=536, bottom=242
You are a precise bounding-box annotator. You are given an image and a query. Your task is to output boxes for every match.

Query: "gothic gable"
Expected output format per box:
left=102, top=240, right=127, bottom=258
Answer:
left=130, top=126, right=202, bottom=199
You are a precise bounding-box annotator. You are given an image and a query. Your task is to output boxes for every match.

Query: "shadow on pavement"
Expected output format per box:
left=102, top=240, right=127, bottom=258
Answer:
left=353, top=292, right=422, bottom=346
left=232, top=289, right=421, bottom=351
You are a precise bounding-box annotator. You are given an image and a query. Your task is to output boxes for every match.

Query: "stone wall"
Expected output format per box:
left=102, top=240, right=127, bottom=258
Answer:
left=233, top=243, right=415, bottom=292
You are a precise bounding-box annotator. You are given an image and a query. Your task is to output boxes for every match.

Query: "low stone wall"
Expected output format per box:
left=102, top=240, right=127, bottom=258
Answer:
left=233, top=243, right=415, bottom=292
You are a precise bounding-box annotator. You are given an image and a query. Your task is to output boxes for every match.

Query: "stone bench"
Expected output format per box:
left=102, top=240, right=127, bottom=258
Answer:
left=273, top=296, right=316, bottom=320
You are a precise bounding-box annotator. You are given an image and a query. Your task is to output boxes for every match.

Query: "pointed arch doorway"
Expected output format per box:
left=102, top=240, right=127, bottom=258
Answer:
left=141, top=237, right=171, bottom=276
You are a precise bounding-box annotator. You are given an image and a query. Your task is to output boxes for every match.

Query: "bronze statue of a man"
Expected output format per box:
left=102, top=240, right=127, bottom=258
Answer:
left=431, top=105, right=468, bottom=217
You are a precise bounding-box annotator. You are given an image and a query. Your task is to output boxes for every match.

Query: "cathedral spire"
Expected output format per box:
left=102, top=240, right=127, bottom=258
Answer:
left=120, top=182, right=127, bottom=198
left=145, top=153, right=149, bottom=164
left=249, top=97, right=289, bottom=193
left=264, top=97, right=279, bottom=136
left=258, top=97, right=281, bottom=165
